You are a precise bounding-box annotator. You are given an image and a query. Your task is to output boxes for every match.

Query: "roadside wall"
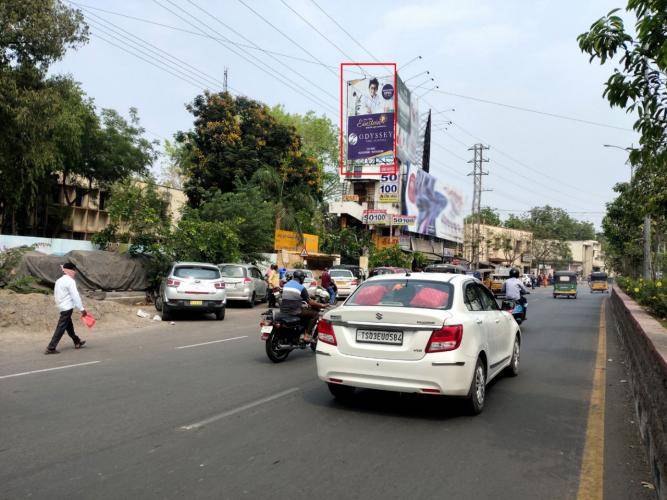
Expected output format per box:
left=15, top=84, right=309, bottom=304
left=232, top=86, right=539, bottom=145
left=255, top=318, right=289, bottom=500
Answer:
left=610, top=285, right=667, bottom=499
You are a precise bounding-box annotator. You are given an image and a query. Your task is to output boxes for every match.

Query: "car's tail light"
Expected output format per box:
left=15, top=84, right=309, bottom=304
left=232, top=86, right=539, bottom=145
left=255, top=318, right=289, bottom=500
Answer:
left=243, top=277, right=252, bottom=284
left=166, top=278, right=180, bottom=287
left=426, top=324, right=463, bottom=353
left=214, top=281, right=226, bottom=289
left=309, top=281, right=316, bottom=287
left=317, top=319, right=337, bottom=345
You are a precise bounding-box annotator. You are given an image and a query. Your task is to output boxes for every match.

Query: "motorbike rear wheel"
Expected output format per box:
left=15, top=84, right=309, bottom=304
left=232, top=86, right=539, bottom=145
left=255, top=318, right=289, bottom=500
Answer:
left=266, top=331, right=290, bottom=363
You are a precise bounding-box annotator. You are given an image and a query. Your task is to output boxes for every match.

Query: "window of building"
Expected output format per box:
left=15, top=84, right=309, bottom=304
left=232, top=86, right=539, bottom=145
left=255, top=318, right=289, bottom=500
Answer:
left=75, top=187, right=84, bottom=207
left=99, top=191, right=107, bottom=211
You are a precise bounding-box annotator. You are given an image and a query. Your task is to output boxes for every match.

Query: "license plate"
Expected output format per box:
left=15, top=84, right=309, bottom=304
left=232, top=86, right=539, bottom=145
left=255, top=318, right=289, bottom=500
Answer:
left=356, top=329, right=403, bottom=345
left=189, top=300, right=203, bottom=306
left=261, top=325, right=273, bottom=334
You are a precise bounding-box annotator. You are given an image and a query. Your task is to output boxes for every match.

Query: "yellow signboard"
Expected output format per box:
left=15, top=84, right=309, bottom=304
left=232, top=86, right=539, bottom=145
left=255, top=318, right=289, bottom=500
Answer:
left=373, top=236, right=399, bottom=249
left=274, top=229, right=319, bottom=254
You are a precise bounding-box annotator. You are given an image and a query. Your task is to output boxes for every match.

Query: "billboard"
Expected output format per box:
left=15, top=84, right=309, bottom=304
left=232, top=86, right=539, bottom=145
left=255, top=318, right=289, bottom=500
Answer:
left=340, top=63, right=398, bottom=176
left=403, top=164, right=465, bottom=243
left=346, top=75, right=395, bottom=161
left=396, top=75, right=421, bottom=166
left=274, top=229, right=319, bottom=254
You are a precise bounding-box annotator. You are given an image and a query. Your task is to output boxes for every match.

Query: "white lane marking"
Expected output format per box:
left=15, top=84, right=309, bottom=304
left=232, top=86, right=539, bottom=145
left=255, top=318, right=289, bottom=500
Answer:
left=0, top=361, right=101, bottom=380
left=180, top=387, right=300, bottom=431
left=175, top=336, right=248, bottom=350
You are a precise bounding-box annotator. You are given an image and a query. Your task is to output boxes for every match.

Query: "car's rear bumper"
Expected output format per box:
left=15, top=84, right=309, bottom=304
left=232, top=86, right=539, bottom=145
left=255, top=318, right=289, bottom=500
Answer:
left=165, top=299, right=225, bottom=311
left=225, top=288, right=252, bottom=300
left=335, top=286, right=357, bottom=298
left=554, top=289, right=577, bottom=295
left=316, top=347, right=475, bottom=396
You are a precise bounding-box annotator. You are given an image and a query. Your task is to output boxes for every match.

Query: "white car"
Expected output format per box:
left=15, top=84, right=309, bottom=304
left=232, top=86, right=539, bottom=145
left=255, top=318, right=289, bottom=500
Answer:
left=219, top=263, right=269, bottom=307
left=315, top=273, right=520, bottom=414
left=522, top=274, right=533, bottom=288
left=329, top=268, right=359, bottom=299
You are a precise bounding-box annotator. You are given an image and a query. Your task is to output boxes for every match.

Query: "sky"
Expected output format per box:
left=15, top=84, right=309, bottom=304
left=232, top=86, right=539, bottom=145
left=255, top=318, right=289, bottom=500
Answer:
left=52, top=0, right=641, bottom=229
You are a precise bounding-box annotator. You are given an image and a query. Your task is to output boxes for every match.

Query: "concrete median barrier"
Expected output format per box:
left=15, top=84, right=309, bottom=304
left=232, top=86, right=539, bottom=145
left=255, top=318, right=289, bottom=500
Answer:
left=611, top=284, right=667, bottom=499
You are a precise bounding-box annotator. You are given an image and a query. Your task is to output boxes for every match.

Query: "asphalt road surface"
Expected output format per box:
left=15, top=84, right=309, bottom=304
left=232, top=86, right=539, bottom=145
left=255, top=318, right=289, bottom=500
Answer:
left=0, top=288, right=655, bottom=499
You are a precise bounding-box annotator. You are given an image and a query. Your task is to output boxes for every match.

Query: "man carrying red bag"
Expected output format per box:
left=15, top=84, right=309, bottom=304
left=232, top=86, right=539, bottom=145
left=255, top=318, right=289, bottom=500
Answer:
left=45, top=263, right=87, bottom=354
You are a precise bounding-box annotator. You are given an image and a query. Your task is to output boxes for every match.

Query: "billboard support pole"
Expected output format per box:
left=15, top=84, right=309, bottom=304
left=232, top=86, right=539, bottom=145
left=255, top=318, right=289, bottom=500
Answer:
left=467, top=144, right=490, bottom=270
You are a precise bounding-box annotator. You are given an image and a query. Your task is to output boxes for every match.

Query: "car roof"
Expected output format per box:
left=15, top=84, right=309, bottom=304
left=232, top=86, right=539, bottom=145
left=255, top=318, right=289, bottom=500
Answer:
left=219, top=263, right=253, bottom=268
left=364, top=272, right=468, bottom=284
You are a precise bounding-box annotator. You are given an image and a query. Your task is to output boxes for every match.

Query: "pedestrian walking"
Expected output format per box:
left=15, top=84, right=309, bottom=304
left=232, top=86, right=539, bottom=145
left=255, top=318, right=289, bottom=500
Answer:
left=45, top=263, right=87, bottom=354
left=320, top=268, right=336, bottom=305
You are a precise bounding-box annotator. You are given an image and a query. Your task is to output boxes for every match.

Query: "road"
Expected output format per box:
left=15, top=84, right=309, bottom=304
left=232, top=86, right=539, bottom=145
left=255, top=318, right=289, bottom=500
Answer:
left=0, top=287, right=655, bottom=499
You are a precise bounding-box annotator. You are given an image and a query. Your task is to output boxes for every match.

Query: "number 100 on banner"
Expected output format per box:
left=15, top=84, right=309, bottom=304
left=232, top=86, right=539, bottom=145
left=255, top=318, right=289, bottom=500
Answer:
left=379, top=173, right=399, bottom=203
left=362, top=210, right=389, bottom=225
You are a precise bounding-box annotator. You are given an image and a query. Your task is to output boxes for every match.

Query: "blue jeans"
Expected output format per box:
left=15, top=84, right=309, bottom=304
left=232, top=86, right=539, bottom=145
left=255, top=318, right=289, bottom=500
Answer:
left=326, top=286, right=336, bottom=304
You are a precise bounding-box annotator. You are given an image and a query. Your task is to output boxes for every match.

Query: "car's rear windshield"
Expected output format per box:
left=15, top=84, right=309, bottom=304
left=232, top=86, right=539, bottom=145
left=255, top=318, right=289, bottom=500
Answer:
left=347, top=279, right=454, bottom=310
left=288, top=269, right=313, bottom=278
left=330, top=270, right=353, bottom=278
left=220, top=265, right=245, bottom=278
left=174, top=266, right=221, bottom=279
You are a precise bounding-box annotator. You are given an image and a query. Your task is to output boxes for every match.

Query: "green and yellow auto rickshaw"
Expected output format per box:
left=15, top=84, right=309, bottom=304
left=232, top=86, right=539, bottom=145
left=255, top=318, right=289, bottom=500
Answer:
left=553, top=271, right=578, bottom=299
left=589, top=272, right=609, bottom=293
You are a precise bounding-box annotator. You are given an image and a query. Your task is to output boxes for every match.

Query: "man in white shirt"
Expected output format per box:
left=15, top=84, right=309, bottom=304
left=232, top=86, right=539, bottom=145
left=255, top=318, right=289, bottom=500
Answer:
left=45, top=263, right=87, bottom=354
left=361, top=78, right=386, bottom=114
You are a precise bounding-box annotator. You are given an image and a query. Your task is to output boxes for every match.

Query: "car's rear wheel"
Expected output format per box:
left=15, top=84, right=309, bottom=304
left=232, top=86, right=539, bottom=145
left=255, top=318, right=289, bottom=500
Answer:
left=161, top=303, right=172, bottom=321
left=154, top=293, right=163, bottom=312
left=466, top=358, right=486, bottom=415
left=505, top=337, right=520, bottom=377
left=247, top=292, right=256, bottom=308
left=215, top=307, right=226, bottom=321
left=328, top=383, right=355, bottom=401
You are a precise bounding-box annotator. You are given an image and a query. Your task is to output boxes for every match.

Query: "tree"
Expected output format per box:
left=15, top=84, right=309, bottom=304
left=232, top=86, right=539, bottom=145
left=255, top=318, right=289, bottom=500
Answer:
left=178, top=92, right=322, bottom=208
left=369, top=245, right=412, bottom=269
left=465, top=207, right=501, bottom=226
left=320, top=225, right=373, bottom=264
left=159, top=139, right=189, bottom=189
left=190, top=185, right=275, bottom=262
left=503, top=206, right=595, bottom=240
left=532, top=239, right=573, bottom=273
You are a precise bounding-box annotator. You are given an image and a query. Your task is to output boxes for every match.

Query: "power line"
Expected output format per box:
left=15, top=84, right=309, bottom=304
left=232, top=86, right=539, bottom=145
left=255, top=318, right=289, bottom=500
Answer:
left=153, top=0, right=338, bottom=114
left=83, top=11, right=226, bottom=91
left=308, top=0, right=381, bottom=62
left=68, top=1, right=344, bottom=71
left=184, top=0, right=340, bottom=101
left=432, top=89, right=633, bottom=132
left=237, top=0, right=338, bottom=78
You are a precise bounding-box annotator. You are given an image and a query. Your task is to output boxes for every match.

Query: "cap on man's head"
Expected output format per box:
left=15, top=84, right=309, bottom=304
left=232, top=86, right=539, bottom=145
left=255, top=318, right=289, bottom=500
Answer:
left=62, top=263, right=77, bottom=271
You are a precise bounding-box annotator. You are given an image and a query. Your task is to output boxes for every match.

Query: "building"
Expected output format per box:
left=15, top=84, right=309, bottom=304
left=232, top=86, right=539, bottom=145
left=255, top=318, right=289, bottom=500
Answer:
left=567, top=240, right=605, bottom=276
left=17, top=175, right=186, bottom=241
left=464, top=223, right=534, bottom=273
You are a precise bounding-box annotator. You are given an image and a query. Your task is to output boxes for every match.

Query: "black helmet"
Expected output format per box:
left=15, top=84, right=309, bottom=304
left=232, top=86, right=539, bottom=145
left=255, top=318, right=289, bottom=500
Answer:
left=509, top=268, right=520, bottom=278
left=293, top=269, right=306, bottom=284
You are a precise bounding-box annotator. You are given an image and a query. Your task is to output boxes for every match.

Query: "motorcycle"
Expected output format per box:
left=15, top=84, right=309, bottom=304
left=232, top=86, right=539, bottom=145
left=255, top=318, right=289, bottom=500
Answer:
left=501, top=292, right=529, bottom=324
left=260, top=306, right=323, bottom=363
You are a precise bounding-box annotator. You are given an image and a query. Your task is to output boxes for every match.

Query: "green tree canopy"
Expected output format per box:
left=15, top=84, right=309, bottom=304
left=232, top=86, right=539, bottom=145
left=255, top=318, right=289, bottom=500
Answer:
left=503, top=206, right=595, bottom=240
left=465, top=207, right=501, bottom=226
left=178, top=92, right=322, bottom=208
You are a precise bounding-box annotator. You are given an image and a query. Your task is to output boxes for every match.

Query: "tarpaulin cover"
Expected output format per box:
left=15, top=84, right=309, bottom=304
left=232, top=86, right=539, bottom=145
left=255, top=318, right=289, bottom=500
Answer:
left=18, top=250, right=150, bottom=291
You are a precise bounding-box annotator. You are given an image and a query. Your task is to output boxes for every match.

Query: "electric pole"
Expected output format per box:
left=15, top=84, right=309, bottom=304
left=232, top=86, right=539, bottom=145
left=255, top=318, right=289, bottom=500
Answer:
left=223, top=67, right=228, bottom=93
left=467, top=143, right=490, bottom=269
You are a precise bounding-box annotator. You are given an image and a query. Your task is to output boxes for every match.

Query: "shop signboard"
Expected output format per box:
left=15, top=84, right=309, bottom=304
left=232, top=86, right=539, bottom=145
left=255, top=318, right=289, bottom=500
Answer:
left=379, top=173, right=399, bottom=203
left=362, top=210, right=389, bottom=225
left=274, top=229, right=319, bottom=254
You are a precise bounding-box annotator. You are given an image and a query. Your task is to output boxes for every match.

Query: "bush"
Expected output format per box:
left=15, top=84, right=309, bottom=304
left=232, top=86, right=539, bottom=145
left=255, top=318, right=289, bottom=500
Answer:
left=369, top=245, right=412, bottom=269
left=617, top=277, right=667, bottom=319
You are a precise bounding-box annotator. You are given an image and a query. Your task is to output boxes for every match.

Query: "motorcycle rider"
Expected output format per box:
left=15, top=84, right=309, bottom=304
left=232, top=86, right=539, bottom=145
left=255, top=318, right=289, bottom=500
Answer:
left=280, top=269, right=327, bottom=342
left=502, top=268, right=529, bottom=315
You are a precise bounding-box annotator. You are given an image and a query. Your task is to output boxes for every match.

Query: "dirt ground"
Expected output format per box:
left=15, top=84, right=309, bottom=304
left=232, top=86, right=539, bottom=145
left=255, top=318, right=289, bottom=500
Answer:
left=0, top=289, right=160, bottom=345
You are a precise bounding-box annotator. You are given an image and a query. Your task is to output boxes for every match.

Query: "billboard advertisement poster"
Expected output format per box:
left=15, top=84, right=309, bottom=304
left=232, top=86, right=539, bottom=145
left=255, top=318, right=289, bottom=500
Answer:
left=340, top=63, right=398, bottom=176
left=396, top=75, right=420, bottom=165
left=403, top=165, right=465, bottom=243
left=362, top=210, right=389, bottom=225
left=274, top=229, right=319, bottom=254
left=379, top=173, right=399, bottom=203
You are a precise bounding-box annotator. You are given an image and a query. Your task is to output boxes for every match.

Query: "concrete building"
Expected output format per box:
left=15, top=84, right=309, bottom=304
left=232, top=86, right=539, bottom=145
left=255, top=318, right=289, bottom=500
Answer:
left=567, top=240, right=605, bottom=276
left=464, top=223, right=534, bottom=273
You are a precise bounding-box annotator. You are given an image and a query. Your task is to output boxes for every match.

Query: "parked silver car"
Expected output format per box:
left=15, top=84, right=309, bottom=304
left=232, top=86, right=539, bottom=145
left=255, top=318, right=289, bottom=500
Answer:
left=219, top=263, right=269, bottom=307
left=155, top=262, right=227, bottom=320
left=285, top=268, right=319, bottom=297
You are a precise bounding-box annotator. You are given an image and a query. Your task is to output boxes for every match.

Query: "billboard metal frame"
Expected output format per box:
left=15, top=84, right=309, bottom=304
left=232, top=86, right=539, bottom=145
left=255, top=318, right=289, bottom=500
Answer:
left=339, top=62, right=398, bottom=177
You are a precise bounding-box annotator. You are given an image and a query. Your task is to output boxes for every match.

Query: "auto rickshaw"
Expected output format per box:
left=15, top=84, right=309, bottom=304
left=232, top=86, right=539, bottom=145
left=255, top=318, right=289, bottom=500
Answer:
left=589, top=272, right=609, bottom=293
left=490, top=273, right=509, bottom=296
left=553, top=271, right=578, bottom=299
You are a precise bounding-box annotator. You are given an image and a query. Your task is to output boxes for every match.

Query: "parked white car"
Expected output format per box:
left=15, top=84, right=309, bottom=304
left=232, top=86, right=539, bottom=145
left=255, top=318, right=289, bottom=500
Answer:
left=219, top=263, right=269, bottom=307
left=156, top=262, right=227, bottom=320
left=315, top=273, right=520, bottom=414
left=329, top=268, right=359, bottom=299
left=522, top=274, right=533, bottom=288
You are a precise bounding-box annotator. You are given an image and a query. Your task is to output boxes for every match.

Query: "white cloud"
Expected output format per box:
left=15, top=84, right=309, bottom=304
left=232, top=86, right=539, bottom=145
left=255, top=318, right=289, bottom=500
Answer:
left=380, top=1, right=490, bottom=33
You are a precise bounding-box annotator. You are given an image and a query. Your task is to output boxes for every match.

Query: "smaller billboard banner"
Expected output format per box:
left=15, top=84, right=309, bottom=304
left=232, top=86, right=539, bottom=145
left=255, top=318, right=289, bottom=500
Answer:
left=274, top=229, right=319, bottom=254
left=342, top=194, right=359, bottom=202
left=391, top=214, right=417, bottom=226
left=379, top=173, right=399, bottom=203
left=347, top=113, right=394, bottom=161
left=362, top=210, right=389, bottom=225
